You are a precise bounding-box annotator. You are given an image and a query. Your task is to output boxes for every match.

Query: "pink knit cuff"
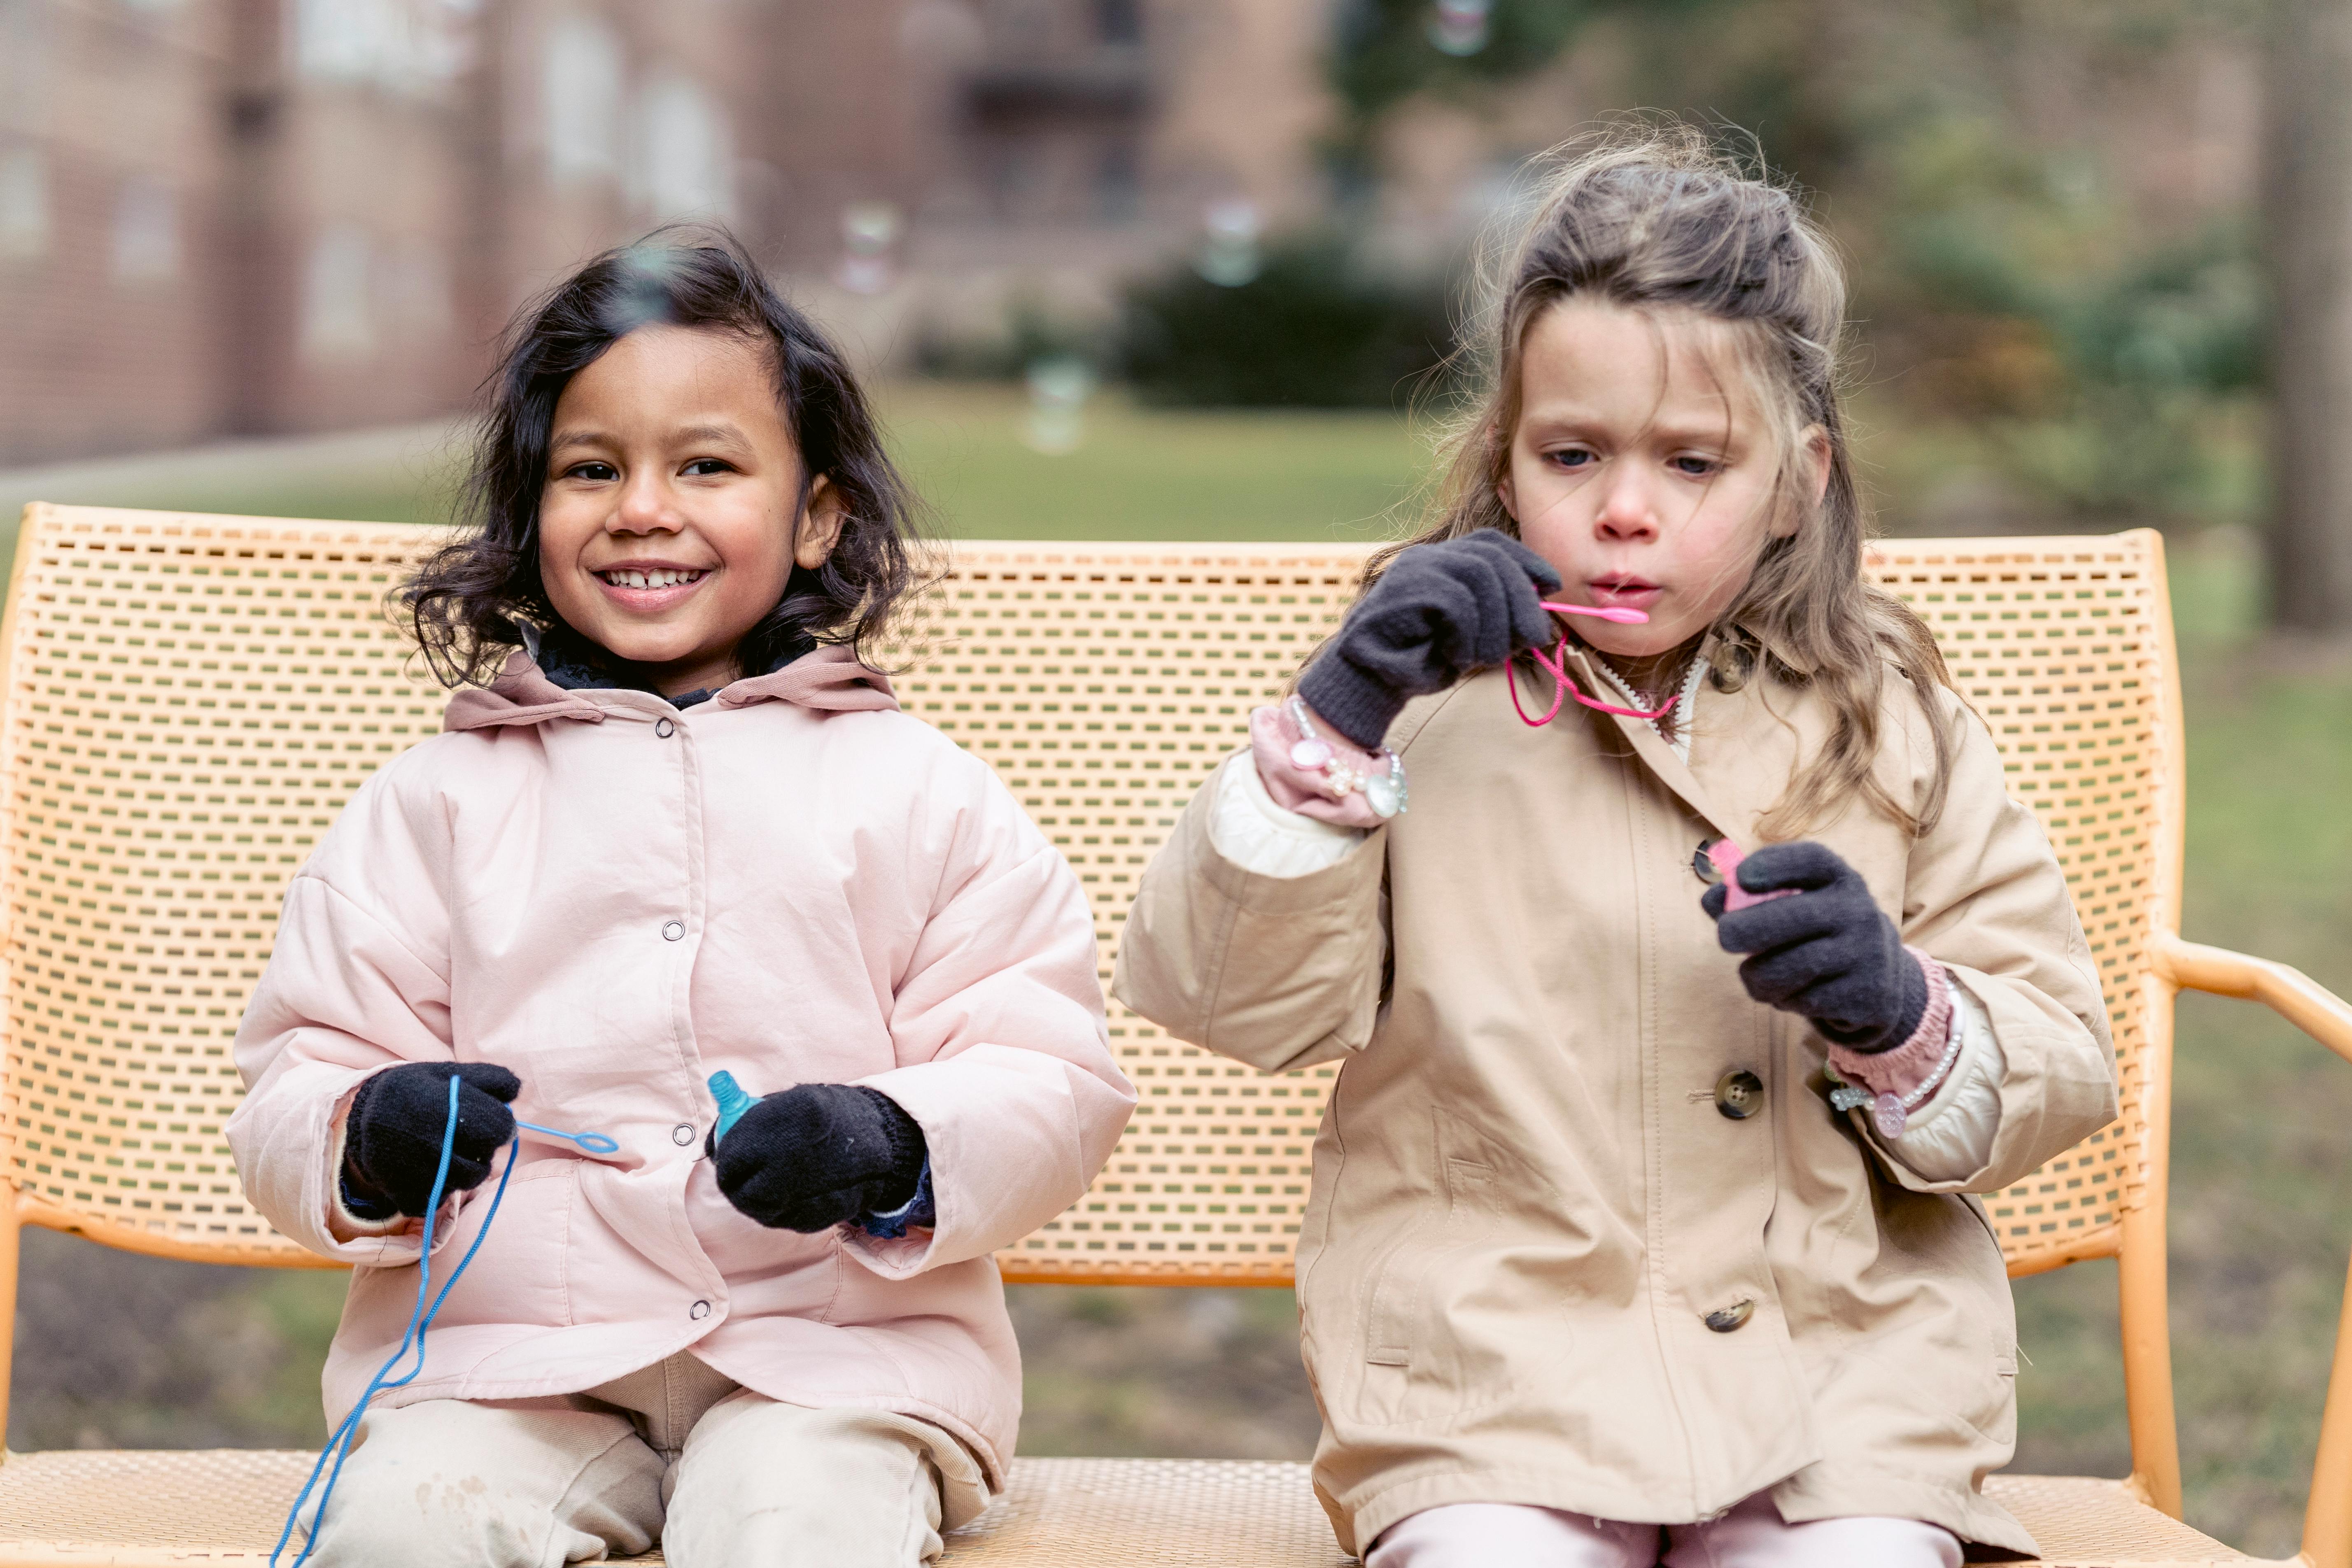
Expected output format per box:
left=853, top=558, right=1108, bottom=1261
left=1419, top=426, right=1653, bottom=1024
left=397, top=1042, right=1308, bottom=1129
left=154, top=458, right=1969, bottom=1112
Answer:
left=1249, top=704, right=1393, bottom=829
left=1827, top=950, right=1954, bottom=1104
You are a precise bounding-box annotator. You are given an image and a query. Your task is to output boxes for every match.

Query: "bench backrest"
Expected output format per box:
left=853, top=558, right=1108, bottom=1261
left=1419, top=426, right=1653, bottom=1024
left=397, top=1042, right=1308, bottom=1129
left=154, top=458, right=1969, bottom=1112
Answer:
left=0, top=506, right=2178, bottom=1284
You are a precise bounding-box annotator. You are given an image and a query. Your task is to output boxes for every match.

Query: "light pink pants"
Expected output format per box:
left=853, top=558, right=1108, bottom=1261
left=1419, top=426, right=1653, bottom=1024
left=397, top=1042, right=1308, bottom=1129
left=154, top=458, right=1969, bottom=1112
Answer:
left=1367, top=1491, right=1964, bottom=1568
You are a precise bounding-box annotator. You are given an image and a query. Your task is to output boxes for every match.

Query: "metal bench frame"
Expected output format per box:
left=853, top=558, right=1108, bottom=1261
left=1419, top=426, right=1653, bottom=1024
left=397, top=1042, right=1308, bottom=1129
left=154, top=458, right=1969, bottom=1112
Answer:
left=0, top=506, right=2348, bottom=1566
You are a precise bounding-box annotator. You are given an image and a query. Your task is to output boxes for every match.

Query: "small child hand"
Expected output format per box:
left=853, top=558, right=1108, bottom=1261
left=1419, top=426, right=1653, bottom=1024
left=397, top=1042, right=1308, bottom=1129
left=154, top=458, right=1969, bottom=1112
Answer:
left=710, top=1083, right=928, bottom=1232
left=342, top=1060, right=521, bottom=1218
left=1702, top=841, right=1928, bottom=1053
left=1298, top=531, right=1562, bottom=749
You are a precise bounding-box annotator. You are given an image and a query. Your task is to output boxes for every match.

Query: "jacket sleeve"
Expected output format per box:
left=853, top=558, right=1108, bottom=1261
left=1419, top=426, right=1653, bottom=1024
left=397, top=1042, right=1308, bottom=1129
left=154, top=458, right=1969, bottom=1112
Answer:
left=1872, top=690, right=2121, bottom=1194
left=1111, top=753, right=1390, bottom=1074
left=226, top=766, right=464, bottom=1264
left=848, top=755, right=1136, bottom=1278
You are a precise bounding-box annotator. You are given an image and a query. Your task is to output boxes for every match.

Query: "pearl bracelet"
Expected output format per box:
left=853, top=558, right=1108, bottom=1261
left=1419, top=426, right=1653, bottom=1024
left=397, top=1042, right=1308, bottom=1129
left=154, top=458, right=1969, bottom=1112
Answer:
left=1285, top=697, right=1408, bottom=819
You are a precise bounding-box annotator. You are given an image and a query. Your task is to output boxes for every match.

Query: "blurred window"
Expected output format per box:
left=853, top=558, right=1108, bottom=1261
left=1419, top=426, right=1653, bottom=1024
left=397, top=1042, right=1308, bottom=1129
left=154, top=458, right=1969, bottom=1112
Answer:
left=544, top=14, right=624, bottom=186
left=1095, top=140, right=1140, bottom=223
left=295, top=0, right=469, bottom=95
left=635, top=73, right=734, bottom=222
left=900, top=0, right=983, bottom=62
left=301, top=221, right=376, bottom=363
left=1096, top=0, right=1142, bottom=45
left=0, top=147, right=47, bottom=261
left=991, top=0, right=1054, bottom=55
left=384, top=240, right=452, bottom=336
left=110, top=177, right=178, bottom=283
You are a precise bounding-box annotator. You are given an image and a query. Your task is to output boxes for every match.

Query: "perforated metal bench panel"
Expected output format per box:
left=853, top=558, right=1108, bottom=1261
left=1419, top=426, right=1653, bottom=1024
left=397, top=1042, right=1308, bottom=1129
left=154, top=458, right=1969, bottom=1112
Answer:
left=0, top=509, right=2166, bottom=1283
left=0, top=1449, right=2249, bottom=1566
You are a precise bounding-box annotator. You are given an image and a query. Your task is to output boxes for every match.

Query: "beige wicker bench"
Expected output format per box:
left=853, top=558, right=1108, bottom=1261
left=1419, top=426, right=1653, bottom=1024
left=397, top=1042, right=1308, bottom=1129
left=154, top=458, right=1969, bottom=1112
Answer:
left=0, top=504, right=2347, bottom=1566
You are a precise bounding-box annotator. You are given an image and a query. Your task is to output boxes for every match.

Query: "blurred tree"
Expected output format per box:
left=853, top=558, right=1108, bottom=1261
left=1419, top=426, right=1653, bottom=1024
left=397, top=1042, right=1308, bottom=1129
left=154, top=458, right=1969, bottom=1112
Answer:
left=2263, top=0, right=2352, bottom=633
left=1326, top=0, right=2270, bottom=537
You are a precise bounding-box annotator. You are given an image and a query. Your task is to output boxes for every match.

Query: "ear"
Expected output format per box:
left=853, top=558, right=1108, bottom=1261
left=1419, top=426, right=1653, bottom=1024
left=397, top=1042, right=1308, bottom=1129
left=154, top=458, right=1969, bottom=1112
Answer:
left=795, top=475, right=847, bottom=570
left=1496, top=475, right=1519, bottom=523
left=1772, top=426, right=1831, bottom=541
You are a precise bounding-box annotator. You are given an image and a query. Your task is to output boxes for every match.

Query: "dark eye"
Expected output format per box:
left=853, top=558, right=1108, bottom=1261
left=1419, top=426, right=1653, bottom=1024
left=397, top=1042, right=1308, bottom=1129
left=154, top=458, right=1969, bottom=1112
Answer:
left=1671, top=455, right=1719, bottom=477
left=565, top=461, right=618, bottom=482
left=683, top=458, right=735, bottom=478
left=1548, top=448, right=1595, bottom=469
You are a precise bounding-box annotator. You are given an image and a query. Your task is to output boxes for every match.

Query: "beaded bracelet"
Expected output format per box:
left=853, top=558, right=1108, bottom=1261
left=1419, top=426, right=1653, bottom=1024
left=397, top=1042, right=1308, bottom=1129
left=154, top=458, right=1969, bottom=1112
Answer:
left=1285, top=697, right=1408, bottom=819
left=1826, top=957, right=1961, bottom=1139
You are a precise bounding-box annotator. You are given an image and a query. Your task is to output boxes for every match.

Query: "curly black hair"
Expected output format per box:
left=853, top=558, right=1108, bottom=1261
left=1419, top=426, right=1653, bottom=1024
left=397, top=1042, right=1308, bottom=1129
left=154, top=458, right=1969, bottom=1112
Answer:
left=400, top=227, right=924, bottom=688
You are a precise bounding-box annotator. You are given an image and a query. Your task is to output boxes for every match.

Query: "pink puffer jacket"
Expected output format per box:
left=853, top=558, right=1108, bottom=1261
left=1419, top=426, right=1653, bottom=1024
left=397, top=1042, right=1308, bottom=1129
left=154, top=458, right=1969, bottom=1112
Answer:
left=227, top=646, right=1134, bottom=1483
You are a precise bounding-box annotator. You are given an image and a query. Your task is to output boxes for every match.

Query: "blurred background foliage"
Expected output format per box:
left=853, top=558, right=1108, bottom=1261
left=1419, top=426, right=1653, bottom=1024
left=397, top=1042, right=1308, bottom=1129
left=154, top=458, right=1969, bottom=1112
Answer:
left=1120, top=237, right=1452, bottom=407
left=1102, top=0, right=2270, bottom=535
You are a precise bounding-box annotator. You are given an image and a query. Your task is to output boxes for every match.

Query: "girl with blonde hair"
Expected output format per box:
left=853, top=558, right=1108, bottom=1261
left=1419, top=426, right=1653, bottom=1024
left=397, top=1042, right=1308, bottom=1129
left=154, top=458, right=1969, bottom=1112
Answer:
left=1117, top=127, right=2116, bottom=1566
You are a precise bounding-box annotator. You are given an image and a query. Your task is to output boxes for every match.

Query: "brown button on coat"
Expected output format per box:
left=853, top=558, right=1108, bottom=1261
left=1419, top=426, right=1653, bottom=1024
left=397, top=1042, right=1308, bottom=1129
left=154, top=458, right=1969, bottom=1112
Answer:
left=1114, top=642, right=2118, bottom=1558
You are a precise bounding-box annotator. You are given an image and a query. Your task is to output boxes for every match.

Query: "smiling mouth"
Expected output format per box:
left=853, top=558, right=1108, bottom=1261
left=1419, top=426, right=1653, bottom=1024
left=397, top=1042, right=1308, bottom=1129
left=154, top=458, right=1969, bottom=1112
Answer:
left=597, top=568, right=707, bottom=589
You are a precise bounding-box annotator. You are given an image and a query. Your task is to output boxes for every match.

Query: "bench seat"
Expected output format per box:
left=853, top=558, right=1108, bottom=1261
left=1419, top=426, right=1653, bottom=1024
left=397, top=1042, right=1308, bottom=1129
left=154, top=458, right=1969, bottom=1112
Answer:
left=0, top=1448, right=2252, bottom=1566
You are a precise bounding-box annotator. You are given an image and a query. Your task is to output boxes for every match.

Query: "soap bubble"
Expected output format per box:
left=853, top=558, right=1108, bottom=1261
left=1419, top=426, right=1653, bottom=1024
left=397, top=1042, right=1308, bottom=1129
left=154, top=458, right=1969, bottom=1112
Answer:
left=836, top=200, right=903, bottom=295
left=1024, top=356, right=1096, bottom=455
left=1194, top=198, right=1263, bottom=288
left=1428, top=0, right=1491, bottom=56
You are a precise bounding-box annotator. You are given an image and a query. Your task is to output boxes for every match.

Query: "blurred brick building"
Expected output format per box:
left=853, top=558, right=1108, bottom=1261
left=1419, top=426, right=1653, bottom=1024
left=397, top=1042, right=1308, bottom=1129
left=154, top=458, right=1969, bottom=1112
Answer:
left=0, top=0, right=1338, bottom=466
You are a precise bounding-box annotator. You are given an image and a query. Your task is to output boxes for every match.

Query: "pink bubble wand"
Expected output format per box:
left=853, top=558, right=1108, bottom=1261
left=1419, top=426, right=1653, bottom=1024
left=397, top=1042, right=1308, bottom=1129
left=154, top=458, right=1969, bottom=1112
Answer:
left=1511, top=601, right=1678, bottom=726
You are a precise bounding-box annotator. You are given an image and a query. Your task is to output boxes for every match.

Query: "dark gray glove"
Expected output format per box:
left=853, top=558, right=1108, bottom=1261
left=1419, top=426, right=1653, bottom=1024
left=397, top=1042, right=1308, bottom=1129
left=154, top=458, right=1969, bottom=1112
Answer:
left=341, top=1061, right=520, bottom=1219
left=1703, top=841, right=1928, bottom=1053
left=1298, top=530, right=1562, bottom=749
left=710, top=1084, right=928, bottom=1232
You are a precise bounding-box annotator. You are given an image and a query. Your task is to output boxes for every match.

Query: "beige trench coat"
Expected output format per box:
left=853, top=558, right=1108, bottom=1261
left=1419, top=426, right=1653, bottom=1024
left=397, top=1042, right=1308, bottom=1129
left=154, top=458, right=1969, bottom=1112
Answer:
left=1114, top=636, right=2117, bottom=1557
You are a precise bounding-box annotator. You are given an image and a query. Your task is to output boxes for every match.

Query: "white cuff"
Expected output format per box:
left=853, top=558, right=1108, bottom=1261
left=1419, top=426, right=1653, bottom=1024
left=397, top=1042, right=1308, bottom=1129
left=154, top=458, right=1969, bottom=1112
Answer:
left=1883, top=972, right=2003, bottom=1183
left=1206, top=752, right=1366, bottom=880
left=323, top=1087, right=411, bottom=1240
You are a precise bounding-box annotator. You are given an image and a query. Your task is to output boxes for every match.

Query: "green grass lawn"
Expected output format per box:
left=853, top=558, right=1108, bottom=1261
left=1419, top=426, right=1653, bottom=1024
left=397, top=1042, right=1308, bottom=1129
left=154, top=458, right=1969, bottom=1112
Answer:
left=0, top=380, right=1434, bottom=555
left=5, top=386, right=2349, bottom=1556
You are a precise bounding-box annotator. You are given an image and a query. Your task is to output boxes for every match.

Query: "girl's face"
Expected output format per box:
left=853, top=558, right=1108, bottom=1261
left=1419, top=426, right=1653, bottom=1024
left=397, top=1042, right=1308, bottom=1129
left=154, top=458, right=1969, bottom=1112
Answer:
left=1498, top=298, right=1823, bottom=659
left=538, top=325, right=843, bottom=695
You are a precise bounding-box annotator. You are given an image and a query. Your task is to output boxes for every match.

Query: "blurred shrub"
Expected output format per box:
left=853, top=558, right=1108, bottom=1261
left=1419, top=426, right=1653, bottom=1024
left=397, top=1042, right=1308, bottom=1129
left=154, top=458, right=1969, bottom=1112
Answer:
left=1872, top=109, right=2265, bottom=526
left=1120, top=238, right=1454, bottom=408
left=914, top=299, right=1112, bottom=383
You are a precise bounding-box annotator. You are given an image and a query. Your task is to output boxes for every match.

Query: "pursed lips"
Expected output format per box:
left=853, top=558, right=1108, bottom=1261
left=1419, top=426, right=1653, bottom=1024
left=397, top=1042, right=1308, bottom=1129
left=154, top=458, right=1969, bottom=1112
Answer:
left=1588, top=576, right=1663, bottom=604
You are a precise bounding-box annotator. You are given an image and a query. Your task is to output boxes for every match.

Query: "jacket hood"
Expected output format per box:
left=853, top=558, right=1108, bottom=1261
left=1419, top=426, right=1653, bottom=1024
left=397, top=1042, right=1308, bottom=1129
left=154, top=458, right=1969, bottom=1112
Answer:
left=443, top=643, right=899, bottom=732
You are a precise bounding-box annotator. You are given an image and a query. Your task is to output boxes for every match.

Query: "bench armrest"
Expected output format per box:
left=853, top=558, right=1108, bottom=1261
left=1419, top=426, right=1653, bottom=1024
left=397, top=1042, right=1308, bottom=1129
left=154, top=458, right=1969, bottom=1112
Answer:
left=2153, top=933, right=2352, bottom=1568
left=2156, top=934, right=2352, bottom=1061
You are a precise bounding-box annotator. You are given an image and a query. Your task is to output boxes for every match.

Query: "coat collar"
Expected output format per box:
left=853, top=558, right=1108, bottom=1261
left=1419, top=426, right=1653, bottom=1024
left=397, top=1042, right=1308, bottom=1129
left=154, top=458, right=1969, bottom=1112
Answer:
left=443, top=643, right=899, bottom=732
left=1545, top=641, right=1747, bottom=846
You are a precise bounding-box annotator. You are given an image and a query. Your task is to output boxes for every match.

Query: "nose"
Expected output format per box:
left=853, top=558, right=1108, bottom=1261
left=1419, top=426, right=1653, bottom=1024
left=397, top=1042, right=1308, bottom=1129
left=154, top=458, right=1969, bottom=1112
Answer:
left=1593, top=466, right=1658, bottom=543
left=610, top=468, right=681, bottom=536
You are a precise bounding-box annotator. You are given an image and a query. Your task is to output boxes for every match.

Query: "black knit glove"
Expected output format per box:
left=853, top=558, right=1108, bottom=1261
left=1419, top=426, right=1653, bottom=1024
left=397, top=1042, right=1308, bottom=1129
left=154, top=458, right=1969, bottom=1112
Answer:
left=1298, top=530, right=1563, bottom=749
left=1702, top=841, right=1928, bottom=1053
left=710, top=1084, right=928, bottom=1232
left=341, top=1061, right=520, bottom=1219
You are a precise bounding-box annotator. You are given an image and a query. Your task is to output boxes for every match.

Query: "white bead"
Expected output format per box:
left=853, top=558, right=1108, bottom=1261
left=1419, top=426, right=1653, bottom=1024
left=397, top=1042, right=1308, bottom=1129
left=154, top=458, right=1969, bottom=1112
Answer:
left=1290, top=738, right=1333, bottom=769
left=1872, top=1092, right=1907, bottom=1140
left=1365, top=773, right=1401, bottom=818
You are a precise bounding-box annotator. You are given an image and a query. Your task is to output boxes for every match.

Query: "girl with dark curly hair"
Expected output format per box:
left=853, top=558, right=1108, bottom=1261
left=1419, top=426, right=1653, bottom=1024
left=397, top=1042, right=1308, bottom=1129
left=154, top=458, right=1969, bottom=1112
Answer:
left=228, top=233, right=1133, bottom=1568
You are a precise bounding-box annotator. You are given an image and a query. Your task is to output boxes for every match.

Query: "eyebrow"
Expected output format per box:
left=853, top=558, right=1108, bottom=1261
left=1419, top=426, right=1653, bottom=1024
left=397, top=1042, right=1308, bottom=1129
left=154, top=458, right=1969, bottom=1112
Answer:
left=547, top=429, right=612, bottom=458
left=676, top=422, right=752, bottom=448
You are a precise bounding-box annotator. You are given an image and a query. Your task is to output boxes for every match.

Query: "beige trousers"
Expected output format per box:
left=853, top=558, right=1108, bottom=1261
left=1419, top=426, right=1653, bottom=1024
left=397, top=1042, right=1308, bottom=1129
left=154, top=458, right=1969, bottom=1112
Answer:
left=1368, top=1493, right=1964, bottom=1568
left=298, top=1352, right=990, bottom=1568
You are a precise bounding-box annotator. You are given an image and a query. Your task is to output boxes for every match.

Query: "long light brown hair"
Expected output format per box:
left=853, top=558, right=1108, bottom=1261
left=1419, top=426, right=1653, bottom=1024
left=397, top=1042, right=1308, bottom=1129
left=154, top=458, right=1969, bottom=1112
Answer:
left=1372, top=123, right=1957, bottom=837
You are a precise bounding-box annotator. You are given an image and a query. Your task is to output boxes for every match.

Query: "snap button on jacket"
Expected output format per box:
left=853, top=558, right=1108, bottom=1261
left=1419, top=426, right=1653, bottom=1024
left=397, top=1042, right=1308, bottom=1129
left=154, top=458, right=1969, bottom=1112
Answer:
left=230, top=647, right=1136, bottom=1487
left=1114, top=651, right=2117, bottom=1556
